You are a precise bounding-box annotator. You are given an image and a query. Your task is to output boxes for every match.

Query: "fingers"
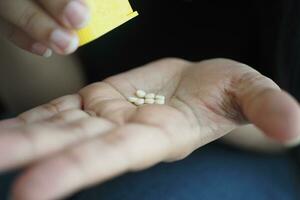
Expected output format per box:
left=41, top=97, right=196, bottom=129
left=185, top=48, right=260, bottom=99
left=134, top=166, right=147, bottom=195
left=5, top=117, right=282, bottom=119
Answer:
left=0, top=118, right=24, bottom=130
left=0, top=94, right=81, bottom=130
left=37, top=0, right=90, bottom=29
left=0, top=19, right=52, bottom=57
left=11, top=124, right=171, bottom=200
left=0, top=114, right=115, bottom=171
left=236, top=71, right=300, bottom=144
left=0, top=0, right=80, bottom=55
left=18, top=94, right=82, bottom=124
left=80, top=82, right=137, bottom=124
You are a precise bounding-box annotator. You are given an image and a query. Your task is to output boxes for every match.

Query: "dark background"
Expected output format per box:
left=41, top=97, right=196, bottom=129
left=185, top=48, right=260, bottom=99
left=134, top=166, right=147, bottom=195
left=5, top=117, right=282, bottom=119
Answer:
left=78, top=0, right=300, bottom=101
left=78, top=0, right=277, bottom=83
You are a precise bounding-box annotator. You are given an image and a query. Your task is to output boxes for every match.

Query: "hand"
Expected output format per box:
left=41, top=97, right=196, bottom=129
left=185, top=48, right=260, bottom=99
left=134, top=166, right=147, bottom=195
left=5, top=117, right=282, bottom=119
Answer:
left=0, top=58, right=299, bottom=200
left=0, top=0, right=90, bottom=57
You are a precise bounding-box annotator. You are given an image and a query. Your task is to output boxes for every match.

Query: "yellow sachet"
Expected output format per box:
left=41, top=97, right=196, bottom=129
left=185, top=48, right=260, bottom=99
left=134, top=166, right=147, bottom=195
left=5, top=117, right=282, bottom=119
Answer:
left=77, top=0, right=138, bottom=46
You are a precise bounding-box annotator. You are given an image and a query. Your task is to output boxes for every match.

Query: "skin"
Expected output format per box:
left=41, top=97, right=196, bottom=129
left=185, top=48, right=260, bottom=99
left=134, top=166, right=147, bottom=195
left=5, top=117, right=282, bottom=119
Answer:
left=0, top=0, right=89, bottom=56
left=0, top=58, right=299, bottom=200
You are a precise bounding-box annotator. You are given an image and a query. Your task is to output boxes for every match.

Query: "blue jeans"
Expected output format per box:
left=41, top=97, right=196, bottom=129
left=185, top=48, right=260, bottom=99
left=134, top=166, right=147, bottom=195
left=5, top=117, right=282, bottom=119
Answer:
left=72, top=143, right=300, bottom=200
left=1, top=143, right=300, bottom=200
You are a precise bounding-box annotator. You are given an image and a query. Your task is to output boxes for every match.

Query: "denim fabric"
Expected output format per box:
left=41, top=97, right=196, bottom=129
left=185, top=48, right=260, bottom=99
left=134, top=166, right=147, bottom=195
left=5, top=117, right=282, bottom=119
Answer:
left=69, top=143, right=300, bottom=200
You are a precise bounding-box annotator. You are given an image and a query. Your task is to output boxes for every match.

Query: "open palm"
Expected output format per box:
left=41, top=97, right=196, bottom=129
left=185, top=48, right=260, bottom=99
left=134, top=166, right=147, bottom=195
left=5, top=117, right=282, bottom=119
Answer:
left=0, top=58, right=299, bottom=200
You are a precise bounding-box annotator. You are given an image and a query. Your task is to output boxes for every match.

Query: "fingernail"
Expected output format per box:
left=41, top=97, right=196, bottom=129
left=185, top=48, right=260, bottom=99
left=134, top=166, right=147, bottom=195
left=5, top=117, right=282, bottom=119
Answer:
left=284, top=134, right=300, bottom=147
left=64, top=0, right=90, bottom=29
left=50, top=29, right=79, bottom=54
left=31, top=43, right=52, bottom=58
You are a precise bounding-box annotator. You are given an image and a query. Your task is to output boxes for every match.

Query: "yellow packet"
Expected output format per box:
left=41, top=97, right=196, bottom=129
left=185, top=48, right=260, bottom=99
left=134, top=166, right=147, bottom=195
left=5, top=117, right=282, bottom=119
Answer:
left=77, top=0, right=138, bottom=46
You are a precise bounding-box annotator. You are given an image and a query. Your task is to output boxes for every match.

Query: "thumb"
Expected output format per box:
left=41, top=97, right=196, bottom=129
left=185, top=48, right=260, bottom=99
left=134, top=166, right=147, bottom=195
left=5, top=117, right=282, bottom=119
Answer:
left=236, top=71, right=300, bottom=146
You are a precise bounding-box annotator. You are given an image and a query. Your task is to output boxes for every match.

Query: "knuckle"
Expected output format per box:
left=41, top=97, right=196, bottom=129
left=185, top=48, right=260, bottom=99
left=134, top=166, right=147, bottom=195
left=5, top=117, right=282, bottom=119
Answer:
left=18, top=7, right=40, bottom=32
